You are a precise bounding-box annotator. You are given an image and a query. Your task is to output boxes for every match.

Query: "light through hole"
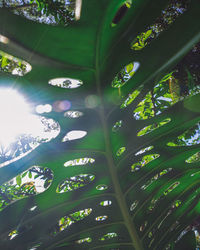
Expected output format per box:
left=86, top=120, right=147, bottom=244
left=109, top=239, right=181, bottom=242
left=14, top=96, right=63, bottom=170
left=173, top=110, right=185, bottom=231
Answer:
left=0, top=88, right=60, bottom=167
left=62, top=130, right=87, bottom=142
left=49, top=77, right=83, bottom=89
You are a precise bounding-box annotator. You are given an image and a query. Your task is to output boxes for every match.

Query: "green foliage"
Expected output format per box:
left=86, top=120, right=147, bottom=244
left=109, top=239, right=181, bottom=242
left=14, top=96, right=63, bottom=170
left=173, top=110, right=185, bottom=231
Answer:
left=131, top=0, right=191, bottom=50
left=167, top=123, right=200, bottom=146
left=100, top=232, right=118, bottom=241
left=131, top=29, right=152, bottom=50
left=131, top=153, right=160, bottom=172
left=137, top=118, right=171, bottom=136
left=56, top=174, right=95, bottom=193
left=121, top=85, right=143, bottom=108
left=52, top=208, right=92, bottom=235
left=141, top=168, right=172, bottom=190
left=76, top=237, right=92, bottom=244
left=0, top=166, right=53, bottom=211
left=116, top=146, right=126, bottom=156
left=112, top=62, right=139, bottom=88
left=0, top=50, right=30, bottom=76
left=186, top=151, right=200, bottom=163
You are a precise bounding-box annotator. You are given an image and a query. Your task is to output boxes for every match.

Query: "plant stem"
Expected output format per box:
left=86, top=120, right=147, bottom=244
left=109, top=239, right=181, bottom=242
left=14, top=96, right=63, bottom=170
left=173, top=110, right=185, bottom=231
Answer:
left=95, top=22, right=143, bottom=248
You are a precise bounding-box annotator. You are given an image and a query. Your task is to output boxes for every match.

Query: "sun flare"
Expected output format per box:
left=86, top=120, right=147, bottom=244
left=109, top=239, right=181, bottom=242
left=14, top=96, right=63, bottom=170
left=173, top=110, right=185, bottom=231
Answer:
left=0, top=88, right=59, bottom=150
left=0, top=88, right=32, bottom=147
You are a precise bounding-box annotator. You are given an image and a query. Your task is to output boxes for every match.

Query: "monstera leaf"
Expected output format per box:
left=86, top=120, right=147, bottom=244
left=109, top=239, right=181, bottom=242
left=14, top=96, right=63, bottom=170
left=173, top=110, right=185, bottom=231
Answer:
left=0, top=0, right=200, bottom=249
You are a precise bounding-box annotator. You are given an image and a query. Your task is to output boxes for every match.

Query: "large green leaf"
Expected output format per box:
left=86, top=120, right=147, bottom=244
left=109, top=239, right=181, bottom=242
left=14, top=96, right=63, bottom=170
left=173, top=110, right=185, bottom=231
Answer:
left=0, top=0, right=200, bottom=249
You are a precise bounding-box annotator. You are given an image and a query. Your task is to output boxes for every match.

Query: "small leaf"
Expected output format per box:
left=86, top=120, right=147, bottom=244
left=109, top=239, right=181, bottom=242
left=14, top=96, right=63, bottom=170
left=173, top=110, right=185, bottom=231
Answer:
left=125, top=63, right=133, bottom=74
left=143, top=29, right=152, bottom=41
left=28, top=171, right=32, bottom=179
left=16, top=176, right=22, bottom=186
left=34, top=174, right=40, bottom=179
left=1, top=56, right=8, bottom=68
left=21, top=172, right=27, bottom=178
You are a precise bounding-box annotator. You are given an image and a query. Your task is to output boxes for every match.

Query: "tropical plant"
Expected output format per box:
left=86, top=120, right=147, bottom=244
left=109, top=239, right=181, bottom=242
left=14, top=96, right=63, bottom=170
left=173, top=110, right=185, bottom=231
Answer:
left=0, top=0, right=200, bottom=249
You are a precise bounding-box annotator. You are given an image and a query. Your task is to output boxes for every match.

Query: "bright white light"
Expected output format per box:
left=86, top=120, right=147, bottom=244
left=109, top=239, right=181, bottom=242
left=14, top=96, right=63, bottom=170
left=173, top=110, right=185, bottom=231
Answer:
left=36, top=104, right=44, bottom=114
left=0, top=89, right=58, bottom=149
left=75, top=0, right=82, bottom=20
left=62, top=130, right=87, bottom=142
left=0, top=89, right=31, bottom=147
left=49, top=78, right=83, bottom=89
left=44, top=104, right=52, bottom=113
left=36, top=104, right=52, bottom=114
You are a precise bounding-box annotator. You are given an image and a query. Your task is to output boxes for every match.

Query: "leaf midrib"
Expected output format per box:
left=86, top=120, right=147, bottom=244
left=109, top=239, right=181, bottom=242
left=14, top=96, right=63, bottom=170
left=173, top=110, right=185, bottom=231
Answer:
left=94, top=10, right=143, bottom=250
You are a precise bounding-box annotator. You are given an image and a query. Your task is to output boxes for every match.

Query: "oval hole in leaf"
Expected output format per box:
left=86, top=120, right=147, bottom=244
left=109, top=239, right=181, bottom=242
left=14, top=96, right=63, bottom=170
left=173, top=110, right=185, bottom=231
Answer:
left=141, top=168, right=172, bottom=190
left=8, top=225, right=31, bottom=241
left=0, top=115, right=60, bottom=168
left=64, top=110, right=83, bottom=118
left=8, top=229, right=18, bottom=240
left=112, top=120, right=122, bottom=132
left=30, top=205, right=37, bottom=212
left=95, top=215, right=108, bottom=221
left=134, top=66, right=200, bottom=121
left=148, top=182, right=180, bottom=212
left=64, top=158, right=95, bottom=167
left=156, top=200, right=182, bottom=230
left=137, top=118, right=171, bottom=136
left=111, top=0, right=132, bottom=27
left=100, top=200, right=112, bottom=206
left=76, top=237, right=92, bottom=244
left=96, top=184, right=108, bottom=191
left=49, top=78, right=83, bottom=89
left=140, top=221, right=148, bottom=232
left=135, top=146, right=154, bottom=156
left=51, top=208, right=92, bottom=235
left=111, top=62, right=140, bottom=88
left=130, top=200, right=138, bottom=211
left=62, top=130, right=87, bottom=142
left=99, top=232, right=118, bottom=241
left=0, top=50, right=31, bottom=76
left=121, top=85, right=143, bottom=109
left=186, top=151, right=200, bottom=163
left=164, top=181, right=180, bottom=196
left=116, top=146, right=126, bottom=156
left=131, top=154, right=160, bottom=172
left=131, top=1, right=189, bottom=51
left=4, top=1, right=75, bottom=25
left=134, top=77, right=174, bottom=120
left=0, top=166, right=53, bottom=211
left=56, top=174, right=95, bottom=193
left=167, top=122, right=200, bottom=147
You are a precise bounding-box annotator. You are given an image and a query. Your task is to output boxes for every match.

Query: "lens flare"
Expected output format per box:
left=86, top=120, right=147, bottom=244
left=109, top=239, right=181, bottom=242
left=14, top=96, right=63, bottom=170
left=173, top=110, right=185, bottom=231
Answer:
left=0, top=89, right=59, bottom=149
